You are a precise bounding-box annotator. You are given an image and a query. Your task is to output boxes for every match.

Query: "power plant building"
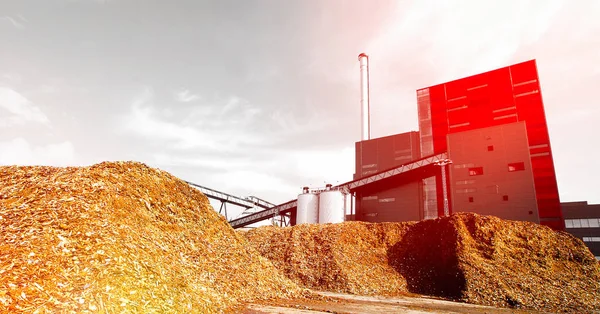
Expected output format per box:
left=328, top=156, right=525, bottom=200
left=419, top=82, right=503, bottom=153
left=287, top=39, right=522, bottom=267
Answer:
left=353, top=59, right=564, bottom=231
left=416, top=59, right=563, bottom=230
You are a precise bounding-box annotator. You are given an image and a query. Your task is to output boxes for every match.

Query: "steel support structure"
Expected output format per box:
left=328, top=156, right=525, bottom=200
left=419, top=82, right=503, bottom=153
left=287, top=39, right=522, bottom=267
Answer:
left=185, top=181, right=289, bottom=223
left=433, top=159, right=453, bottom=216
left=229, top=152, right=449, bottom=229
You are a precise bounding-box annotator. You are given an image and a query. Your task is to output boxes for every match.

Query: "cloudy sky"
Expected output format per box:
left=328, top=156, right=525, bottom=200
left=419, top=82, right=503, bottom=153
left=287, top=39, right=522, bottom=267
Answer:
left=1, top=0, right=599, bottom=218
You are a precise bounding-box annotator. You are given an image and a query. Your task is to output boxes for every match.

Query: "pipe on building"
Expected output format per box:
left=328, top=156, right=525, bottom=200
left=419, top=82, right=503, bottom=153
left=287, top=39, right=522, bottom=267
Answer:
left=358, top=53, right=371, bottom=141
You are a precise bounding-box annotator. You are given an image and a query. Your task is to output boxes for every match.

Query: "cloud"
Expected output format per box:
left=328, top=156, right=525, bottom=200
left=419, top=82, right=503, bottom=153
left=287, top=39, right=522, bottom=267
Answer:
left=151, top=152, right=251, bottom=170
left=0, top=15, right=26, bottom=29
left=289, top=146, right=355, bottom=185
left=0, top=87, right=50, bottom=127
left=122, top=87, right=265, bottom=152
left=123, top=88, right=214, bottom=150
left=214, top=170, right=297, bottom=195
left=367, top=0, right=564, bottom=79
left=1, top=73, right=22, bottom=84
left=174, top=89, right=200, bottom=103
left=0, top=138, right=75, bottom=166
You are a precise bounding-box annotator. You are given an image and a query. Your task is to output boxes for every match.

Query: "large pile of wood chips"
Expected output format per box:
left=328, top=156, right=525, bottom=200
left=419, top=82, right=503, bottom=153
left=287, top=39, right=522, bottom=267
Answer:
left=0, top=162, right=301, bottom=313
left=245, top=213, right=600, bottom=313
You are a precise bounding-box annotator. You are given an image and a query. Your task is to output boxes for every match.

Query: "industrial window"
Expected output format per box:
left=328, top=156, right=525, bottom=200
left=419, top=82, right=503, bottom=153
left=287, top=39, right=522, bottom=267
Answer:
left=565, top=218, right=600, bottom=229
left=565, top=220, right=573, bottom=228
left=508, top=162, right=525, bottom=172
left=468, top=167, right=484, bottom=176
left=468, top=197, right=474, bottom=203
left=503, top=195, right=509, bottom=201
left=454, top=163, right=475, bottom=169
left=581, top=219, right=590, bottom=228
left=583, top=237, right=600, bottom=242
left=487, top=145, right=494, bottom=151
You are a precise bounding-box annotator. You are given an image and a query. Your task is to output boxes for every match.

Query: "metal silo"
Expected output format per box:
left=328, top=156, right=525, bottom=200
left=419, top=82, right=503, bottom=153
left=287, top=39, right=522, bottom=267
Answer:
left=318, top=184, right=345, bottom=224
left=297, top=187, right=319, bottom=224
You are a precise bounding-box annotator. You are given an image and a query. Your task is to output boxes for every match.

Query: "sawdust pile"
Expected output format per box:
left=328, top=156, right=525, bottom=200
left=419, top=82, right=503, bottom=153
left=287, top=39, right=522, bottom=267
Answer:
left=245, top=213, right=600, bottom=313
left=244, top=222, right=414, bottom=296
left=0, top=161, right=301, bottom=313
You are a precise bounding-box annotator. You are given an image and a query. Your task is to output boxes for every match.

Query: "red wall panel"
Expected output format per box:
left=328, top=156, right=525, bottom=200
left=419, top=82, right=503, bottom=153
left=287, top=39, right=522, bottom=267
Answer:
left=417, top=60, right=564, bottom=230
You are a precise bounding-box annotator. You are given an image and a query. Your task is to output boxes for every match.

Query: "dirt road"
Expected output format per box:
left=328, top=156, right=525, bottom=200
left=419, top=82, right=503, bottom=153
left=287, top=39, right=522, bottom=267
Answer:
left=244, top=291, right=541, bottom=314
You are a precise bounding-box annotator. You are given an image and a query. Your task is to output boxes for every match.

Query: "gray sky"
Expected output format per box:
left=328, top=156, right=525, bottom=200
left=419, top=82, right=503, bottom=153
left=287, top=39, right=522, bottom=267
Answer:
left=1, top=0, right=599, bottom=218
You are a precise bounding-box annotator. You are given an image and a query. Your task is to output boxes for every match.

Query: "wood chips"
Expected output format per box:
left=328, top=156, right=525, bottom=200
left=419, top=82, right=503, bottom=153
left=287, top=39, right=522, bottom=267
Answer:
left=244, top=213, right=600, bottom=313
left=0, top=161, right=301, bottom=313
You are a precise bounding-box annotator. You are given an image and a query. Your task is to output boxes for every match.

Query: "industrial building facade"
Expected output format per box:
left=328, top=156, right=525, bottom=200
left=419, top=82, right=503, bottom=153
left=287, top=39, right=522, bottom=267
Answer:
left=354, top=59, right=564, bottom=231
left=447, top=122, right=539, bottom=223
left=354, top=131, right=423, bottom=222
left=562, top=201, right=600, bottom=260
left=416, top=60, right=563, bottom=230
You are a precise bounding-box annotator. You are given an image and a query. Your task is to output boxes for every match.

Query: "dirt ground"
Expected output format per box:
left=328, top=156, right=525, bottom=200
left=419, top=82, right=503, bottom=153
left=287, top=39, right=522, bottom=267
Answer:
left=243, top=291, right=545, bottom=314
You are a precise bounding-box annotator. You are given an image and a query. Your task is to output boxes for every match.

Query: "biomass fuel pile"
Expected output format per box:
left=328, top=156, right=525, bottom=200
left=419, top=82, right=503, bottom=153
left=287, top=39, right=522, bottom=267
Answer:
left=245, top=214, right=600, bottom=313
left=0, top=162, right=301, bottom=313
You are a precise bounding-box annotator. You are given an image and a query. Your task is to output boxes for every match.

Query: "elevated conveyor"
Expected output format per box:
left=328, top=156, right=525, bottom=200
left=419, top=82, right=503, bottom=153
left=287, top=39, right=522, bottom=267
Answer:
left=186, top=181, right=275, bottom=220
left=228, top=152, right=448, bottom=228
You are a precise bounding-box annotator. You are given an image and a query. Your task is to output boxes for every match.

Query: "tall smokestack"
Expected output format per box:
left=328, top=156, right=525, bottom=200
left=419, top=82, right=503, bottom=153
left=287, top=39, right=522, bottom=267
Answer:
left=358, top=53, right=370, bottom=141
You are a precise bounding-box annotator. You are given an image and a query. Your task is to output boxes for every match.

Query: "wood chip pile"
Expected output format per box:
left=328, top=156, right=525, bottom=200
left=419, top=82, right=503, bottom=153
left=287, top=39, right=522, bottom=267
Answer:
left=245, top=213, right=600, bottom=313
left=0, top=161, right=301, bottom=313
left=244, top=222, right=414, bottom=296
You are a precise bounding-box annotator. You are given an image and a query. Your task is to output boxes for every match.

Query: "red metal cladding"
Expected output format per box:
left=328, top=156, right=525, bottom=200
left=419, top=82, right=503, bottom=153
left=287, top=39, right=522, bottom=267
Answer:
left=418, top=60, right=564, bottom=230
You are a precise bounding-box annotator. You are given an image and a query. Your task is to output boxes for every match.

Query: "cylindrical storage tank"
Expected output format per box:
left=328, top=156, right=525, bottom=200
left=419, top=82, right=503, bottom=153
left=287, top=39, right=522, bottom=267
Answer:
left=318, top=190, right=345, bottom=224
left=297, top=193, right=319, bottom=224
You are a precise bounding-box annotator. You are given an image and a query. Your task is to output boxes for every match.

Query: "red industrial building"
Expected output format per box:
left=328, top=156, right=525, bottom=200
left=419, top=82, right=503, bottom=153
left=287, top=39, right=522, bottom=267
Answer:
left=354, top=60, right=564, bottom=230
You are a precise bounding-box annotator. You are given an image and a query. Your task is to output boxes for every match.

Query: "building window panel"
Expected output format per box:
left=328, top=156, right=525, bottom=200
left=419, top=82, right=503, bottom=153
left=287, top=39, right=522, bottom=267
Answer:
left=468, top=167, right=484, bottom=176
left=531, top=152, right=550, bottom=158
left=583, top=237, right=591, bottom=242
left=581, top=219, right=590, bottom=228
left=508, top=162, right=525, bottom=172
left=589, top=219, right=600, bottom=228
left=565, top=220, right=573, bottom=228
left=573, top=220, right=582, bottom=228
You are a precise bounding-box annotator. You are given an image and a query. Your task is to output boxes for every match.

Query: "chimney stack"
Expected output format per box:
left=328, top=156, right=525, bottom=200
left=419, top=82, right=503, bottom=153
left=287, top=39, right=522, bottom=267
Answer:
left=358, top=53, right=371, bottom=141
